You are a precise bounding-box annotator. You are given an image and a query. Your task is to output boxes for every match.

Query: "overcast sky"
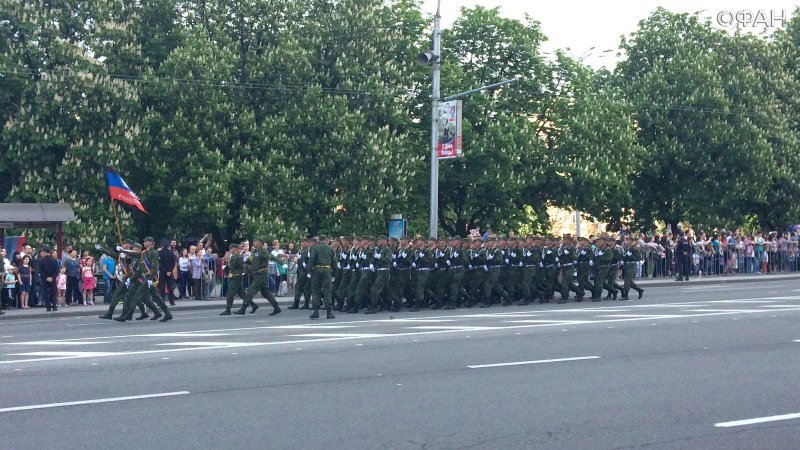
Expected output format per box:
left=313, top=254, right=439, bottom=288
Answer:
left=421, top=0, right=799, bottom=68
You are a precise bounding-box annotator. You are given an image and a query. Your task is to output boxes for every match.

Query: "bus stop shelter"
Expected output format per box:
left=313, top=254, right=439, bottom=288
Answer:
left=0, top=203, right=76, bottom=257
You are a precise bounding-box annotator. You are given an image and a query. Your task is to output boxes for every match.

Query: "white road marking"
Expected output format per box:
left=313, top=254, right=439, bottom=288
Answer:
left=7, top=351, right=119, bottom=357
left=407, top=326, right=501, bottom=331
left=142, top=333, right=232, bottom=338
left=685, top=309, right=764, bottom=313
left=596, top=315, right=684, bottom=319
left=287, top=333, right=387, bottom=338
left=156, top=342, right=243, bottom=347
left=270, top=325, right=356, bottom=329
left=705, top=300, right=777, bottom=304
left=715, top=412, right=800, bottom=428
left=505, top=320, right=595, bottom=324
left=0, top=391, right=190, bottom=413
left=6, top=341, right=111, bottom=346
left=468, top=356, right=601, bottom=369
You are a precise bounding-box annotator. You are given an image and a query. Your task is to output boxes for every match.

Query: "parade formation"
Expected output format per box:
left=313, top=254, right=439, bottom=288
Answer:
left=97, top=233, right=646, bottom=323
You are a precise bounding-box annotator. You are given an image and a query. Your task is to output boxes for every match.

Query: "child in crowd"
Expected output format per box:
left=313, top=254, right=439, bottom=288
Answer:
left=82, top=257, right=96, bottom=305
left=18, top=255, right=32, bottom=309
left=3, top=267, right=17, bottom=309
left=56, top=266, right=67, bottom=306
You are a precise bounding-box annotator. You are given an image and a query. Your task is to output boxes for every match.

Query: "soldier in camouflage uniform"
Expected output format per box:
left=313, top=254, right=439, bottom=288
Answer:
left=621, top=236, right=644, bottom=300
left=288, top=239, right=313, bottom=309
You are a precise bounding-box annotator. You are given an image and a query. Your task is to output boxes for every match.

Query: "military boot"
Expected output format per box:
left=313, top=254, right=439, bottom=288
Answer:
left=136, top=312, right=149, bottom=320
left=233, top=305, right=248, bottom=315
left=219, top=308, right=232, bottom=316
left=637, top=287, right=644, bottom=299
left=159, top=310, right=173, bottom=322
left=269, top=306, right=281, bottom=316
left=309, top=308, right=320, bottom=319
left=99, top=313, right=112, bottom=320
left=326, top=309, right=335, bottom=319
left=250, top=303, right=259, bottom=314
left=150, top=309, right=162, bottom=320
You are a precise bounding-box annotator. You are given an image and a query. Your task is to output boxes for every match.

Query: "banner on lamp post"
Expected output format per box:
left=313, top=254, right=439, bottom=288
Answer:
left=437, top=100, right=462, bottom=159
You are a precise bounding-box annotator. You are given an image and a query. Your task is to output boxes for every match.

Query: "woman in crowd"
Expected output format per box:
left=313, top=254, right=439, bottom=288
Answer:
left=191, top=247, right=204, bottom=300
left=17, top=255, right=32, bottom=309
left=64, top=249, right=82, bottom=306
left=178, top=248, right=191, bottom=299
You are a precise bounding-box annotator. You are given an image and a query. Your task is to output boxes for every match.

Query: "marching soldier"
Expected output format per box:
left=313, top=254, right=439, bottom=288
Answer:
left=542, top=236, right=559, bottom=303
left=446, top=237, right=470, bottom=309
left=575, top=237, right=593, bottom=301
left=558, top=235, right=581, bottom=303
left=388, top=236, right=413, bottom=311
left=518, top=236, right=538, bottom=306
left=241, top=238, right=281, bottom=315
left=288, top=239, right=313, bottom=309
left=605, top=239, right=623, bottom=300
left=353, top=236, right=376, bottom=312
left=220, top=244, right=247, bottom=315
left=366, top=236, right=393, bottom=314
left=334, top=237, right=353, bottom=311
left=481, top=237, right=511, bottom=308
left=114, top=242, right=166, bottom=322
left=97, top=240, right=147, bottom=320
left=466, top=238, right=486, bottom=307
left=433, top=238, right=451, bottom=310
left=411, top=237, right=434, bottom=312
left=344, top=237, right=364, bottom=313
left=308, top=234, right=336, bottom=319
left=591, top=236, right=613, bottom=301
left=621, top=236, right=645, bottom=300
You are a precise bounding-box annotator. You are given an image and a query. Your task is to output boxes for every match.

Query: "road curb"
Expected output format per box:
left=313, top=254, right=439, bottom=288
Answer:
left=635, top=273, right=800, bottom=288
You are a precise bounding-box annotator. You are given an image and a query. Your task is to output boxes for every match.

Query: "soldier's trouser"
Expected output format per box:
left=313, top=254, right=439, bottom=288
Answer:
left=345, top=270, right=361, bottom=306
left=560, top=266, right=580, bottom=299
left=520, top=266, right=536, bottom=300
left=434, top=270, right=451, bottom=304
left=311, top=268, right=333, bottom=309
left=482, top=268, right=501, bottom=304
left=123, top=282, right=158, bottom=318
left=292, top=269, right=309, bottom=307
left=467, top=270, right=484, bottom=302
left=414, top=270, right=431, bottom=306
left=369, top=270, right=390, bottom=307
left=388, top=269, right=409, bottom=305
left=605, top=266, right=622, bottom=295
left=448, top=268, right=467, bottom=305
left=576, top=265, right=590, bottom=296
left=622, top=264, right=639, bottom=295
left=149, top=283, right=170, bottom=313
left=592, top=266, right=610, bottom=298
left=544, top=266, right=558, bottom=297
left=335, top=271, right=351, bottom=305
left=507, top=267, right=522, bottom=300
left=107, top=283, right=128, bottom=315
left=677, top=257, right=690, bottom=279
left=226, top=278, right=246, bottom=309
left=245, top=273, right=279, bottom=309
left=354, top=270, right=374, bottom=307
left=117, top=284, right=147, bottom=317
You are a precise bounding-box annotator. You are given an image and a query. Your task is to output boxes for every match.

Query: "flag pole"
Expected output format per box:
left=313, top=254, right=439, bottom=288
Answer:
left=111, top=199, right=123, bottom=245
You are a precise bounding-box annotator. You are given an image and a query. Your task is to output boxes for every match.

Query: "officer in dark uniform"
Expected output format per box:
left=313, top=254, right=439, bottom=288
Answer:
left=675, top=232, right=691, bottom=281
left=289, top=239, right=313, bottom=309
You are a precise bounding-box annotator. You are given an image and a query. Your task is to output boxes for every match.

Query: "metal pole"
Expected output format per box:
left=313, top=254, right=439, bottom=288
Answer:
left=575, top=210, right=581, bottom=238
left=429, top=0, right=441, bottom=239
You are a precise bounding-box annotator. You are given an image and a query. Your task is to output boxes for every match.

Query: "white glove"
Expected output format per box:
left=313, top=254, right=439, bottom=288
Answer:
left=518, top=262, right=523, bottom=267
left=346, top=265, right=351, bottom=270
left=504, top=259, right=509, bottom=264
left=555, top=257, right=560, bottom=263
left=369, top=264, right=375, bottom=272
left=307, top=273, right=311, bottom=278
left=589, top=260, right=594, bottom=267
left=337, top=262, right=342, bottom=269
left=120, top=252, right=127, bottom=258
left=626, top=251, right=632, bottom=256
left=434, top=263, right=439, bottom=269
left=487, top=254, right=493, bottom=260
left=526, top=251, right=532, bottom=257
left=483, top=266, right=489, bottom=272
left=302, top=262, right=307, bottom=268
left=538, top=262, right=543, bottom=268
left=95, top=244, right=102, bottom=251
left=147, top=280, right=153, bottom=287
left=355, top=263, right=360, bottom=269
left=125, top=279, right=131, bottom=288
left=546, top=250, right=552, bottom=255
left=446, top=260, right=451, bottom=266
left=411, top=263, right=417, bottom=269
left=468, top=264, right=474, bottom=270
left=392, top=261, right=398, bottom=268
left=374, top=252, right=380, bottom=258
left=116, top=245, right=123, bottom=251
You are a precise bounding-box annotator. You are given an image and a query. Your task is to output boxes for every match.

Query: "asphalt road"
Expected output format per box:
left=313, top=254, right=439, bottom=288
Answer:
left=2, top=279, right=800, bottom=449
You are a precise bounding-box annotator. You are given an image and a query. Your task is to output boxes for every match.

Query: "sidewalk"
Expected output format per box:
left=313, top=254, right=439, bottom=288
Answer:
left=2, top=272, right=799, bottom=321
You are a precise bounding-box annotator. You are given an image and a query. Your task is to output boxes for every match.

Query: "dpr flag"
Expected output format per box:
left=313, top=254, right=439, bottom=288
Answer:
left=104, top=165, right=147, bottom=212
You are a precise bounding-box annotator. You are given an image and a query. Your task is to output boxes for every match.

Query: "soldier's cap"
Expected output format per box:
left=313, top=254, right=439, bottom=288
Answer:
left=319, top=234, right=328, bottom=241
left=427, top=237, right=437, bottom=241
left=377, top=235, right=388, bottom=241
left=389, top=237, right=399, bottom=242
left=230, top=243, right=240, bottom=249
left=400, top=235, right=411, bottom=241
left=133, top=243, right=143, bottom=250
left=143, top=236, right=154, bottom=243
left=451, top=236, right=462, bottom=241
left=578, top=237, right=590, bottom=242
left=124, top=239, right=134, bottom=245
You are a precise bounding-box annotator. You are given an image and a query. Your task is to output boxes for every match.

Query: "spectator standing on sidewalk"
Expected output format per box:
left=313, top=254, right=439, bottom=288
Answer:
left=159, top=238, right=177, bottom=305
left=99, top=252, right=116, bottom=304
left=64, top=249, right=82, bottom=305
left=190, top=248, right=204, bottom=300
left=178, top=248, right=190, bottom=299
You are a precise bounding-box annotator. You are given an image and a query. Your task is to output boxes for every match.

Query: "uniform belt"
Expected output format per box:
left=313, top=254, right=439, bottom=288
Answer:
left=524, top=265, right=538, bottom=268
left=315, top=265, right=331, bottom=268
left=561, top=263, right=574, bottom=267
left=228, top=274, right=244, bottom=278
left=450, top=265, right=463, bottom=269
left=395, top=267, right=410, bottom=271
left=623, top=262, right=636, bottom=265
left=545, top=264, right=555, bottom=268
left=376, top=268, right=389, bottom=271
left=417, top=268, right=433, bottom=271
left=360, top=267, right=371, bottom=271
